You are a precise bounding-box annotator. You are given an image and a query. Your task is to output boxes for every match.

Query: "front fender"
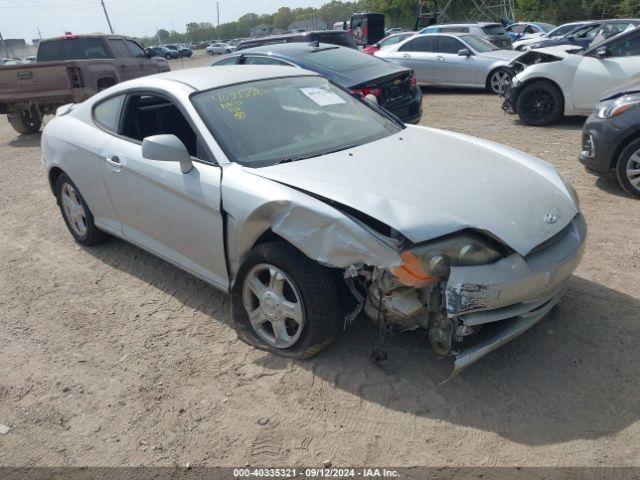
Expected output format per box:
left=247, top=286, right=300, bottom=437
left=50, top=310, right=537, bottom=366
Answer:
left=221, top=164, right=403, bottom=282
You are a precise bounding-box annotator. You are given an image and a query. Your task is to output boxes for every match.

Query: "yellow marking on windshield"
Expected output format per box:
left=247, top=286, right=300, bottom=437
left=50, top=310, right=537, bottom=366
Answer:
left=213, top=87, right=265, bottom=121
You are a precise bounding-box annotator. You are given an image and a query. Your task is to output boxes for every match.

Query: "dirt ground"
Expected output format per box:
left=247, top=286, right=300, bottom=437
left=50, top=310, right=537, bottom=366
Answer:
left=1, top=52, right=639, bottom=468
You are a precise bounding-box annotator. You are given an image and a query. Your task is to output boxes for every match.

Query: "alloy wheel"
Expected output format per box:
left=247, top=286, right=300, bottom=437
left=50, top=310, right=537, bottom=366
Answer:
left=626, top=151, right=640, bottom=193
left=242, top=263, right=305, bottom=349
left=61, top=182, right=88, bottom=237
left=490, top=70, right=511, bottom=95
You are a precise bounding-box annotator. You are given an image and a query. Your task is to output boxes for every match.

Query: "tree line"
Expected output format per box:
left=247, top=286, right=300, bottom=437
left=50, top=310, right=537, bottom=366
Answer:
left=140, top=0, right=640, bottom=45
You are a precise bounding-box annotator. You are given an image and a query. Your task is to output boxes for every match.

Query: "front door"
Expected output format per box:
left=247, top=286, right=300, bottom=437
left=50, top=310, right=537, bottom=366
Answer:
left=107, top=38, right=138, bottom=81
left=431, top=35, right=477, bottom=85
left=100, top=93, right=228, bottom=288
left=391, top=35, right=437, bottom=85
left=572, top=33, right=640, bottom=113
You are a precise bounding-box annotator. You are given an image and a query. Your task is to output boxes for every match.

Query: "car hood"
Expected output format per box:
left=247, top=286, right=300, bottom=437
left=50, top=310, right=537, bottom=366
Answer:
left=477, top=49, right=521, bottom=61
left=601, top=74, right=640, bottom=100
left=246, top=126, right=578, bottom=256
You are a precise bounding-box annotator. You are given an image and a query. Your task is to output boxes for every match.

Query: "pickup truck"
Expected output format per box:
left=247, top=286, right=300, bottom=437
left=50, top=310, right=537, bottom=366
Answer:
left=0, top=33, right=170, bottom=134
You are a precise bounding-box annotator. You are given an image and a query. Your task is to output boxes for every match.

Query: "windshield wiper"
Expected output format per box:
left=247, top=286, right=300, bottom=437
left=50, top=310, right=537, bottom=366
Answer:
left=276, top=144, right=361, bottom=165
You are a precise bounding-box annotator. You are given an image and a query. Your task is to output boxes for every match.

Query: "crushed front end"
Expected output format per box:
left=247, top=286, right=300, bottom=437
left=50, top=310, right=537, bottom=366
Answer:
left=361, top=214, right=587, bottom=375
left=501, top=50, right=565, bottom=115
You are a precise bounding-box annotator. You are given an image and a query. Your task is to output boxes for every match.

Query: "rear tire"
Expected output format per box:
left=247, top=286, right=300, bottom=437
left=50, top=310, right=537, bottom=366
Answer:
left=231, top=241, right=341, bottom=359
left=516, top=80, right=563, bottom=126
left=9, top=112, right=42, bottom=134
left=615, top=137, right=640, bottom=199
left=55, top=173, right=108, bottom=246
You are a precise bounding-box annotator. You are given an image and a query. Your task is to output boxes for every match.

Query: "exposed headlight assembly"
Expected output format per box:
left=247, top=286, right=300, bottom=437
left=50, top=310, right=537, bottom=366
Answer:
left=594, top=93, right=640, bottom=119
left=393, top=233, right=504, bottom=287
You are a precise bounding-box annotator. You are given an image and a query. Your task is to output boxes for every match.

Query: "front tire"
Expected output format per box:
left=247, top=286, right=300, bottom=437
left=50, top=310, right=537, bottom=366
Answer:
left=55, top=174, right=107, bottom=246
left=516, top=80, right=563, bottom=126
left=487, top=68, right=511, bottom=95
left=165, top=53, right=172, bottom=60
left=231, top=241, right=341, bottom=359
left=616, top=137, right=640, bottom=199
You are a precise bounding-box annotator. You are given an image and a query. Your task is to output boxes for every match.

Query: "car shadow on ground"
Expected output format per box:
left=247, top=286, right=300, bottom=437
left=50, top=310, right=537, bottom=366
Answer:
left=594, top=176, right=634, bottom=199
left=85, top=239, right=639, bottom=447
left=6, top=132, right=41, bottom=148
left=508, top=115, right=586, bottom=132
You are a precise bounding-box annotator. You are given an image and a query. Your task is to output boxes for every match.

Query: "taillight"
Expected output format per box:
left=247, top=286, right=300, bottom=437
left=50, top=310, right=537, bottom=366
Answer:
left=352, top=87, right=382, bottom=97
left=409, top=73, right=417, bottom=88
left=66, top=66, right=84, bottom=88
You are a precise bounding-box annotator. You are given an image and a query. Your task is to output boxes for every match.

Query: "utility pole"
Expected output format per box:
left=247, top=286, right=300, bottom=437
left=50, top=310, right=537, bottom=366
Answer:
left=100, top=0, right=114, bottom=34
left=217, top=1, right=220, bottom=27
left=0, top=31, right=6, bottom=58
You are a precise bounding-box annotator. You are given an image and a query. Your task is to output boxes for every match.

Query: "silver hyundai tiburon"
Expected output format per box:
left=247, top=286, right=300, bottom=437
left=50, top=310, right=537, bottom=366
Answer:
left=41, top=66, right=586, bottom=374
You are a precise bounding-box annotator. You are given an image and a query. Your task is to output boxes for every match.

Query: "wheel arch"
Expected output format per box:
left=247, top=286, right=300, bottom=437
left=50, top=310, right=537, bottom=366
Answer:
left=48, top=166, right=66, bottom=197
left=611, top=130, right=640, bottom=170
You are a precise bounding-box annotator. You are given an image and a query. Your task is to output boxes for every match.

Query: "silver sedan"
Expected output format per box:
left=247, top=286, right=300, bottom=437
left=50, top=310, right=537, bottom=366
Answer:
left=41, top=66, right=585, bottom=374
left=376, top=33, right=520, bottom=94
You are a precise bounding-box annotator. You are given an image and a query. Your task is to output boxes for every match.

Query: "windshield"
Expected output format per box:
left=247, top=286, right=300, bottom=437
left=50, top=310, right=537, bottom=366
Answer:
left=548, top=23, right=583, bottom=38
left=300, top=46, right=383, bottom=72
left=459, top=35, right=498, bottom=52
left=192, top=76, right=401, bottom=167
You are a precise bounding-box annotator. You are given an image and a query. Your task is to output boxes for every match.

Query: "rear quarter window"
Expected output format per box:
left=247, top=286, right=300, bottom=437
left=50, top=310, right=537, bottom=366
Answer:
left=38, top=38, right=109, bottom=61
left=93, top=94, right=125, bottom=133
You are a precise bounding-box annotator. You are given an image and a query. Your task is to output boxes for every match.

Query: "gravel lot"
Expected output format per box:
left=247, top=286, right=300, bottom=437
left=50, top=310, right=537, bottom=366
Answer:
left=1, top=52, right=639, bottom=467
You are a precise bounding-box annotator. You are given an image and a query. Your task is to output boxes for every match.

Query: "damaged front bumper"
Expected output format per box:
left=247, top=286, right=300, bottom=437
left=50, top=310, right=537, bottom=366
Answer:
left=365, top=214, right=586, bottom=374
left=446, top=213, right=586, bottom=374
left=501, top=80, right=523, bottom=115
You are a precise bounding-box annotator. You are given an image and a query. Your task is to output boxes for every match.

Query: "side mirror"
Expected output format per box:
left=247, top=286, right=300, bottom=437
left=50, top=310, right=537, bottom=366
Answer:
left=145, top=48, right=154, bottom=58
left=595, top=46, right=608, bottom=58
left=142, top=134, right=193, bottom=174
left=458, top=48, right=472, bottom=57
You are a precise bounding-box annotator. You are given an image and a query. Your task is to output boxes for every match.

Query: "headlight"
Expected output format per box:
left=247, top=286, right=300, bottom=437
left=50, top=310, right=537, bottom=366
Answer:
left=393, top=233, right=503, bottom=286
left=594, top=93, right=640, bottom=119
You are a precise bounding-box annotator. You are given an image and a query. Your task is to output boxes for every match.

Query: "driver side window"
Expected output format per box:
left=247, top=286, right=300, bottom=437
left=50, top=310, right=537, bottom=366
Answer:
left=436, top=36, right=464, bottom=54
left=119, top=94, right=202, bottom=159
left=607, top=35, right=640, bottom=57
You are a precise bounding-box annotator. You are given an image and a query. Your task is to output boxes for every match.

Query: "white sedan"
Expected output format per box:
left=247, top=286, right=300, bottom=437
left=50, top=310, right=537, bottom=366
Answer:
left=503, top=27, right=640, bottom=125
left=41, top=66, right=585, bottom=374
left=206, top=42, right=234, bottom=55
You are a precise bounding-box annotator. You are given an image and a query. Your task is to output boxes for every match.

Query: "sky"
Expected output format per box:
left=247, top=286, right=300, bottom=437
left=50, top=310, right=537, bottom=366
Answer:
left=0, top=0, right=327, bottom=42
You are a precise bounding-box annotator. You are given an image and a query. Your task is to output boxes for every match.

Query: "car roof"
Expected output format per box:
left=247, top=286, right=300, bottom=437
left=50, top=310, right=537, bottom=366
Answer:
left=435, top=22, right=501, bottom=27
left=233, top=41, right=343, bottom=57
left=145, top=65, right=318, bottom=91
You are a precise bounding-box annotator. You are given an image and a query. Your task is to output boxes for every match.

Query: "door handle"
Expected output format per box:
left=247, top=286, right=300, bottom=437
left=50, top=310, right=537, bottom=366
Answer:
left=105, top=155, right=122, bottom=172
left=436, top=56, right=445, bottom=61
left=402, top=53, right=411, bottom=58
